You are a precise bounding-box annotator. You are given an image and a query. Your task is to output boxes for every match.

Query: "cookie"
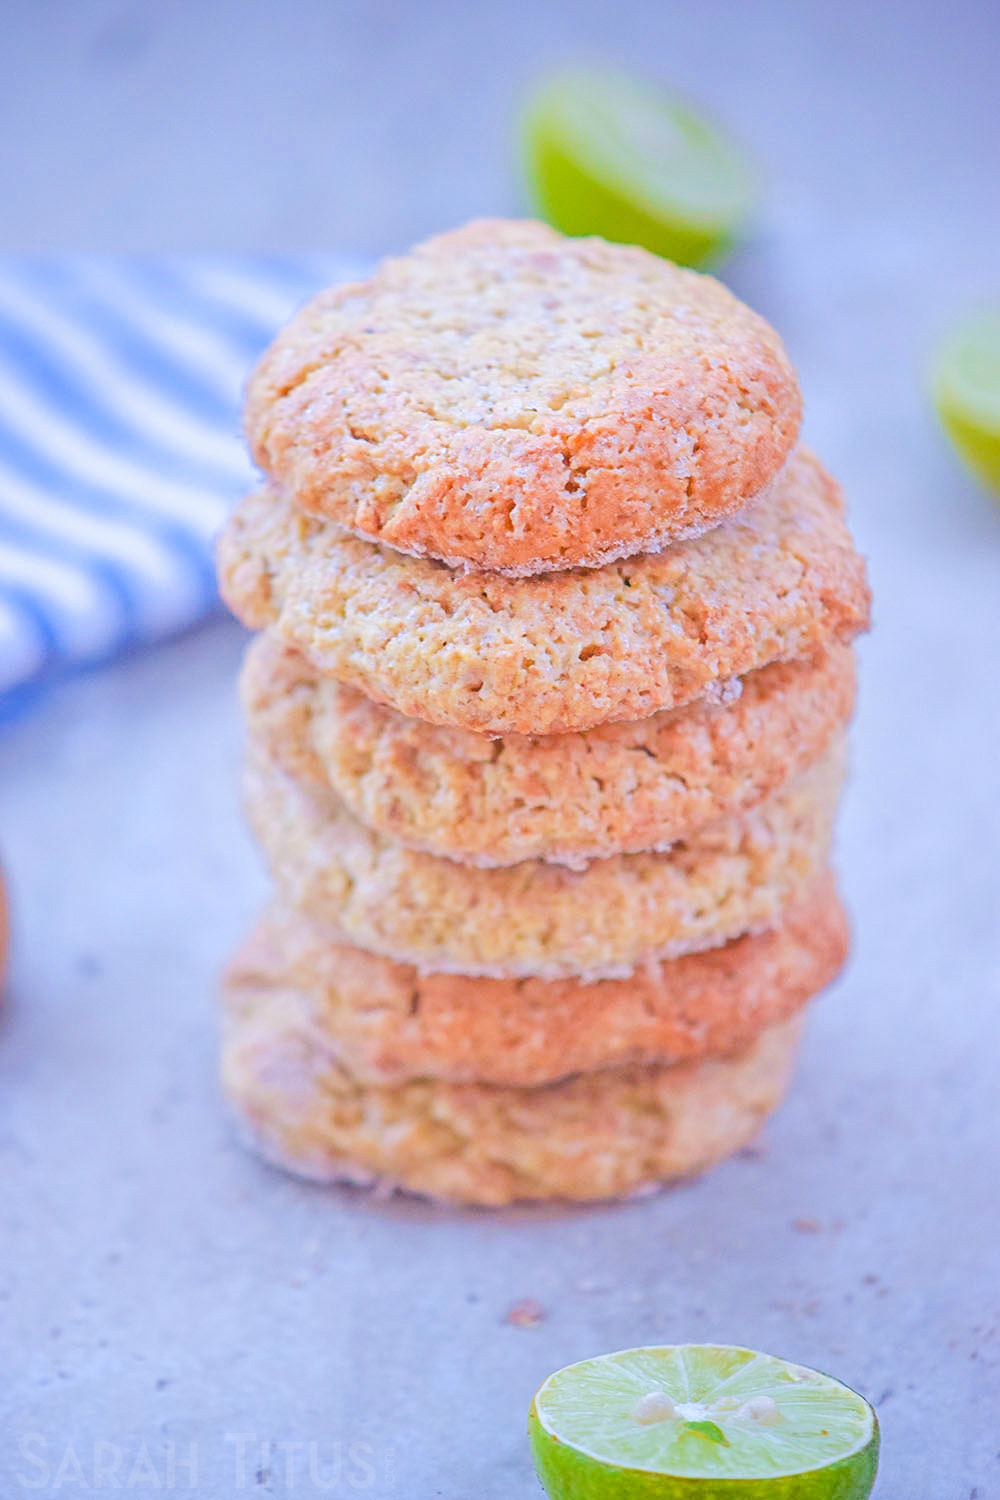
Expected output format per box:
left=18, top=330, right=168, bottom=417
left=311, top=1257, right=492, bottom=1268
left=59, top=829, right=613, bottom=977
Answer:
left=242, top=632, right=856, bottom=868
left=223, top=875, right=845, bottom=1088
left=222, top=984, right=803, bottom=1207
left=219, top=447, right=870, bottom=736
left=244, top=219, right=801, bottom=575
left=242, top=740, right=843, bottom=980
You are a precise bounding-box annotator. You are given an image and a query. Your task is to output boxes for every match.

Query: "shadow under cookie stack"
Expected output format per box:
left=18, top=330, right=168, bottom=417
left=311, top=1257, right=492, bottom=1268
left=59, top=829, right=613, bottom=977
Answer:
left=217, top=220, right=870, bottom=1207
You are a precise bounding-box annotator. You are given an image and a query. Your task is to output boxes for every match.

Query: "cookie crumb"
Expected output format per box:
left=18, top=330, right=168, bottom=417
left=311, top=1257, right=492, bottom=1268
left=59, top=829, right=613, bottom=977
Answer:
left=792, top=1217, right=822, bottom=1234
left=505, top=1297, right=546, bottom=1328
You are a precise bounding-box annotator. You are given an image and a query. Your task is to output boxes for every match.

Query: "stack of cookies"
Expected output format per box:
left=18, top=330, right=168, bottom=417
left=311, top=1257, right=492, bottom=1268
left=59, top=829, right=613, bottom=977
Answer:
left=217, top=220, right=870, bottom=1207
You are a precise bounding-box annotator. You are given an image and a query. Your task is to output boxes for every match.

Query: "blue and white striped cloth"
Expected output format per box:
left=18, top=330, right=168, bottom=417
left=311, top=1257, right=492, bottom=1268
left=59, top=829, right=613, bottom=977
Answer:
left=0, top=253, right=370, bottom=716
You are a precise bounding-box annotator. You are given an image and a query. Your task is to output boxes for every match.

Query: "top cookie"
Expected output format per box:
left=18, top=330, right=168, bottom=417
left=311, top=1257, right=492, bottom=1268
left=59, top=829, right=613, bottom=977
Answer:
left=245, top=219, right=801, bottom=575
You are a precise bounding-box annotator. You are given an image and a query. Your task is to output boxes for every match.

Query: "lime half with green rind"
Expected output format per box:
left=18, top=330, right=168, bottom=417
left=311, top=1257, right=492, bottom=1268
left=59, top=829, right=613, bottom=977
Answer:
left=529, top=1345, right=878, bottom=1500
left=521, top=69, right=754, bottom=269
left=933, top=310, right=1000, bottom=495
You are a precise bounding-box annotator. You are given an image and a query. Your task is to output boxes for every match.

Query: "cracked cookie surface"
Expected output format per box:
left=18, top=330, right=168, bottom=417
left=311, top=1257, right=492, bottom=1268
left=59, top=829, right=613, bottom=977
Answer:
left=243, top=741, right=844, bottom=980
left=222, top=1002, right=803, bottom=1206
left=219, top=447, right=869, bottom=736
left=242, top=632, right=855, bottom=867
left=244, top=219, right=801, bottom=575
left=223, top=876, right=845, bottom=1088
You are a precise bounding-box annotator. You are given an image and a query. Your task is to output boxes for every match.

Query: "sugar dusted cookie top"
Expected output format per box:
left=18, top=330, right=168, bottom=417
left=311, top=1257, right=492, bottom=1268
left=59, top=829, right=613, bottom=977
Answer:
left=245, top=219, right=801, bottom=574
left=218, top=448, right=870, bottom=738
left=224, top=877, right=845, bottom=1089
left=243, top=742, right=843, bottom=981
left=242, top=633, right=855, bottom=869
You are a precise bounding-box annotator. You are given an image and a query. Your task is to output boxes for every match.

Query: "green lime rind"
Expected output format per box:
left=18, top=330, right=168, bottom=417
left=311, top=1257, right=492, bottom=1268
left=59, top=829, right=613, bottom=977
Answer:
left=529, top=1345, right=879, bottom=1500
left=529, top=1415, right=878, bottom=1500
left=520, top=69, right=754, bottom=269
left=932, top=312, right=1000, bottom=495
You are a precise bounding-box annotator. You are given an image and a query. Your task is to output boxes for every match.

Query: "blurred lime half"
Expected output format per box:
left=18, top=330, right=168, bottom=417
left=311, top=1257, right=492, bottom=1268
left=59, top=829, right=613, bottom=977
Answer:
left=529, top=1344, right=878, bottom=1499
left=521, top=69, right=753, bottom=268
left=933, top=311, right=1000, bottom=495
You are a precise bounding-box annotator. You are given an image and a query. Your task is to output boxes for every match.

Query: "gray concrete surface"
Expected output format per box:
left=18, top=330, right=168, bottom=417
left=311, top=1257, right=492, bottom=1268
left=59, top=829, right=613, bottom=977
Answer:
left=1, top=0, right=998, bottom=257
left=2, top=2, right=1000, bottom=1496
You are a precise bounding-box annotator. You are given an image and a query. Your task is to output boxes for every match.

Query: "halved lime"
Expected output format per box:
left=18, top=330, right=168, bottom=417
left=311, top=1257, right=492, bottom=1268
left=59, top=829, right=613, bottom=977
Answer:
left=933, top=310, right=1000, bottom=495
left=520, top=69, right=754, bottom=269
left=529, top=1345, right=878, bottom=1499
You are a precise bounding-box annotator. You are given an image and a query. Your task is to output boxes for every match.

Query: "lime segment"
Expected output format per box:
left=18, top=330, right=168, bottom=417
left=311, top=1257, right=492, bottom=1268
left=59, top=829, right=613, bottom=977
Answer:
left=520, top=69, right=753, bottom=269
left=933, top=311, right=1000, bottom=495
left=529, top=1344, right=878, bottom=1499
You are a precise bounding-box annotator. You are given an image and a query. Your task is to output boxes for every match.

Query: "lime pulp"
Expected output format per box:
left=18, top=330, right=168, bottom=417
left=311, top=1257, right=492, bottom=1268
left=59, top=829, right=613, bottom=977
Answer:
left=520, top=68, right=754, bottom=269
left=933, top=310, right=1000, bottom=495
left=529, top=1344, right=878, bottom=1500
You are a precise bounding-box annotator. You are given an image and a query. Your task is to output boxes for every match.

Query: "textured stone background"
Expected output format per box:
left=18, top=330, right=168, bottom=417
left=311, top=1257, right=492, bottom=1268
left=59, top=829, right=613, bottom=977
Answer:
left=1, top=3, right=998, bottom=1496
left=1, top=0, right=996, bottom=258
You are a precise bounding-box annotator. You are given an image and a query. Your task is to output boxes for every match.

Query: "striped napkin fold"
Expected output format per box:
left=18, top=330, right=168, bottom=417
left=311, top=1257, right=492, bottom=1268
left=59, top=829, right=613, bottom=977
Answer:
left=0, top=253, right=369, bottom=715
